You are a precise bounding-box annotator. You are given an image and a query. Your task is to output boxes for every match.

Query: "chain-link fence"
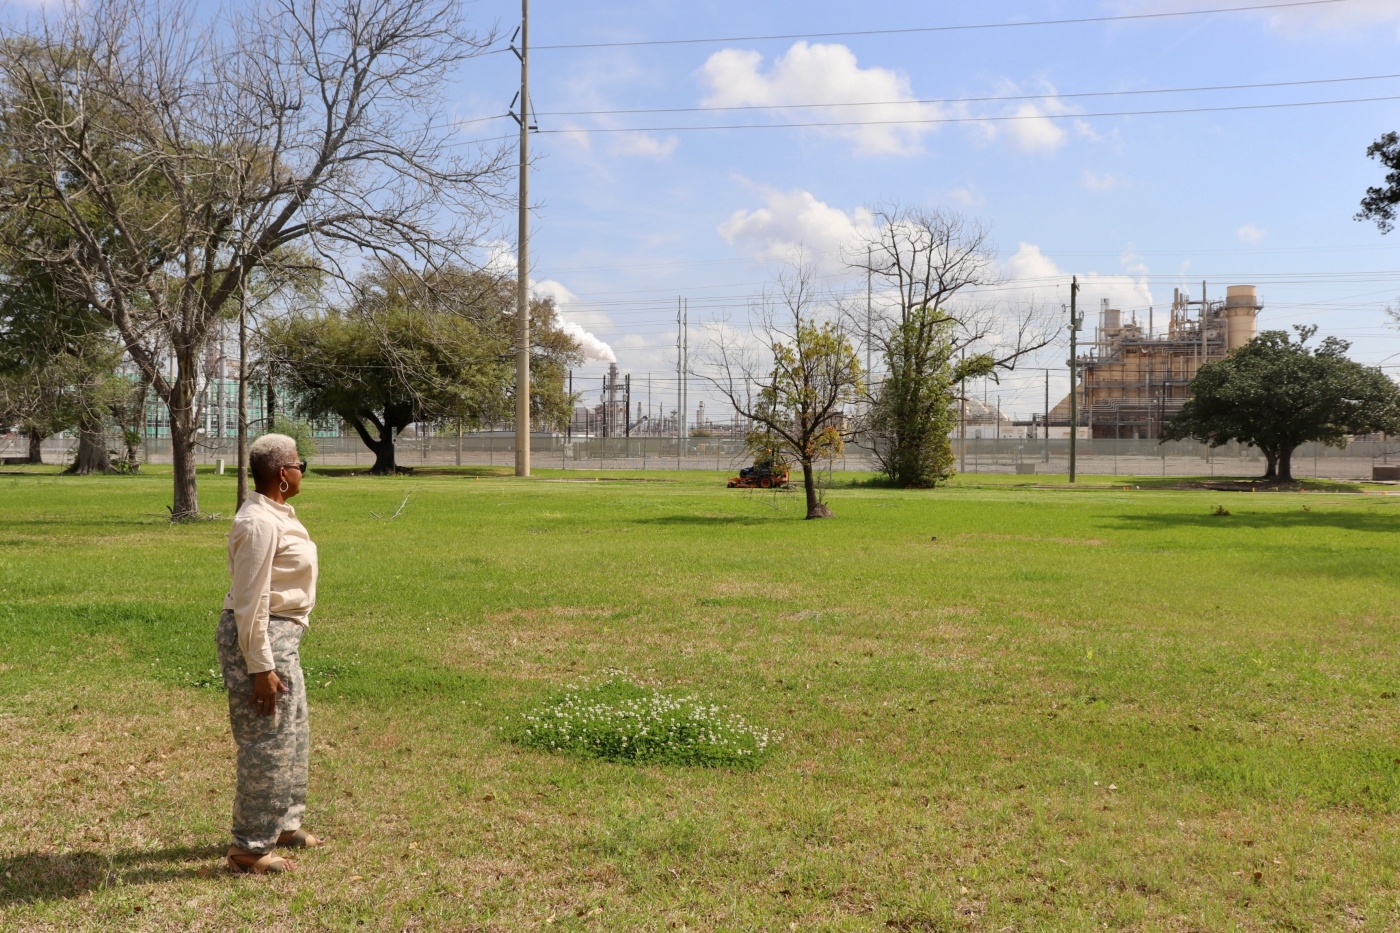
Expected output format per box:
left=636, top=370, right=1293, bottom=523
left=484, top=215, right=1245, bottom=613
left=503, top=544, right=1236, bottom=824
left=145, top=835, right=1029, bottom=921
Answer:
left=2, top=433, right=875, bottom=473
left=7, top=432, right=1397, bottom=481
left=950, top=437, right=1397, bottom=481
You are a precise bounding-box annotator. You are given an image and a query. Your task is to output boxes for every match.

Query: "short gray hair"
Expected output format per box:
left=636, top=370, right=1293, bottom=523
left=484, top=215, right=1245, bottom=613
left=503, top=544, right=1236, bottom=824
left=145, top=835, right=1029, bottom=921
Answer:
left=249, top=433, right=300, bottom=484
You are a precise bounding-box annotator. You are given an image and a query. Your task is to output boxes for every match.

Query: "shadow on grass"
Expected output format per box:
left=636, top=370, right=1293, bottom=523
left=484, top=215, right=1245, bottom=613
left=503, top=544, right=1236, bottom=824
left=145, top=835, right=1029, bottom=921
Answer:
left=1112, top=509, right=1400, bottom=534
left=0, top=844, right=224, bottom=904
left=2, top=517, right=173, bottom=530
left=310, top=465, right=511, bottom=478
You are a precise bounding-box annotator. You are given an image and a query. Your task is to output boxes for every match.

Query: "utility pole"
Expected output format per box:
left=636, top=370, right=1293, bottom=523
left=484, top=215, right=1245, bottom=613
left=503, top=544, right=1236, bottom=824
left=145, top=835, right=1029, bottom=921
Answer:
left=684, top=299, right=689, bottom=441
left=1043, top=369, right=1050, bottom=463
left=866, top=245, right=873, bottom=376
left=1069, top=276, right=1081, bottom=484
left=958, top=348, right=966, bottom=473
left=624, top=374, right=631, bottom=439
left=511, top=0, right=533, bottom=477
left=236, top=287, right=249, bottom=508
left=567, top=369, right=573, bottom=440
left=677, top=297, right=683, bottom=470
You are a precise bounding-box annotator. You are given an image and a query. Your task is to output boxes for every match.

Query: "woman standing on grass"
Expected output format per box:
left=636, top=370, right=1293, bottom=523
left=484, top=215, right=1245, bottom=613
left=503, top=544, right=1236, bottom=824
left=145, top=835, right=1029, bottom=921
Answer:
left=218, top=433, right=323, bottom=874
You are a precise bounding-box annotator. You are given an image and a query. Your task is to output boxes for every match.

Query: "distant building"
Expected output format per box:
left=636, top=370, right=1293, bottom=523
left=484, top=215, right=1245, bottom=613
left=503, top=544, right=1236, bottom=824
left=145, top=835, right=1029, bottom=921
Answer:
left=1047, top=285, right=1262, bottom=439
left=951, top=398, right=1023, bottom=439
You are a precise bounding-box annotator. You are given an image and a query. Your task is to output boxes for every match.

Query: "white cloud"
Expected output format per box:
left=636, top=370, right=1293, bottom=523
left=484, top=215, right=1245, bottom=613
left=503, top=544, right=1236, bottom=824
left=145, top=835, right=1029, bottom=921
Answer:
left=717, top=187, right=874, bottom=268
left=552, top=124, right=595, bottom=153
left=1237, top=224, right=1265, bottom=244
left=484, top=240, right=517, bottom=278
left=529, top=279, right=617, bottom=363
left=699, top=42, right=943, bottom=156
left=1005, top=243, right=1154, bottom=312
left=1116, top=0, right=1400, bottom=35
left=556, top=318, right=617, bottom=363
left=1269, top=0, right=1400, bottom=33
left=606, top=132, right=678, bottom=160
left=976, top=82, right=1080, bottom=154
left=699, top=43, right=1104, bottom=158
left=1082, top=171, right=1122, bottom=190
left=1003, top=101, right=1069, bottom=153
left=482, top=242, right=617, bottom=363
left=947, top=185, right=986, bottom=209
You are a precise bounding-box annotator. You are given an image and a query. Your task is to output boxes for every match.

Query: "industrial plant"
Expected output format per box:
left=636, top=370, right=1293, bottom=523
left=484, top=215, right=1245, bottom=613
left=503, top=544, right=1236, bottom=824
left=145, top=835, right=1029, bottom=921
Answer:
left=1047, top=284, right=1263, bottom=439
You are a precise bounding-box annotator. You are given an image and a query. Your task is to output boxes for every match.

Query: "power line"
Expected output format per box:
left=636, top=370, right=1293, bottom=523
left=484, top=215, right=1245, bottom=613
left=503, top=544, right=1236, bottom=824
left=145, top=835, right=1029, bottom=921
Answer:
left=532, top=72, right=1400, bottom=118
left=511, top=1, right=1353, bottom=52
left=536, top=93, right=1400, bottom=135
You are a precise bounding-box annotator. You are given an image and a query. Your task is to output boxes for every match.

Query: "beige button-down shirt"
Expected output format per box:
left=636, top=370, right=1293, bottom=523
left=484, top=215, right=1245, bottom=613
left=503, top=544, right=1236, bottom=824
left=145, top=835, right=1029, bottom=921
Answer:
left=222, top=491, right=318, bottom=673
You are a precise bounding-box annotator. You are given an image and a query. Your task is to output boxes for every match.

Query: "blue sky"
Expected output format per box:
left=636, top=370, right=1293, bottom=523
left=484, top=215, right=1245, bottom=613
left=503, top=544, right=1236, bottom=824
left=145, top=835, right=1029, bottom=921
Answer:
left=9, top=0, right=1400, bottom=419
left=450, top=0, right=1400, bottom=419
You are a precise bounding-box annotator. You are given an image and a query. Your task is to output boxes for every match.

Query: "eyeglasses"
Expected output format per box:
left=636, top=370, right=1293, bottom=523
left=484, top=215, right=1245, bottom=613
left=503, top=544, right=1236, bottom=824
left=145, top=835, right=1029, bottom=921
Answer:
left=284, top=460, right=307, bottom=473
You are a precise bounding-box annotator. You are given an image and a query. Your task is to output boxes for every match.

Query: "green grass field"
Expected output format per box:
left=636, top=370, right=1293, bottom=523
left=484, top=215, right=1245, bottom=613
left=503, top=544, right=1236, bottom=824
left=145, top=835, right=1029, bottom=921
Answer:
left=3, top=467, right=1400, bottom=931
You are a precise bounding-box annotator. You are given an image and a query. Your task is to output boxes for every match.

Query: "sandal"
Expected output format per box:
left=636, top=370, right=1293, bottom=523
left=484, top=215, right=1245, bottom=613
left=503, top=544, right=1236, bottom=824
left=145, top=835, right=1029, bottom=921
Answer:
left=227, top=845, right=295, bottom=874
left=277, top=829, right=323, bottom=848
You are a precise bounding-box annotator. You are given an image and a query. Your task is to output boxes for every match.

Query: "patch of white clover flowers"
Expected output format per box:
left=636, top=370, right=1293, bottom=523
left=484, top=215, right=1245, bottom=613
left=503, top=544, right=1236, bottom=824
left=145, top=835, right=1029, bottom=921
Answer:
left=514, top=671, right=779, bottom=769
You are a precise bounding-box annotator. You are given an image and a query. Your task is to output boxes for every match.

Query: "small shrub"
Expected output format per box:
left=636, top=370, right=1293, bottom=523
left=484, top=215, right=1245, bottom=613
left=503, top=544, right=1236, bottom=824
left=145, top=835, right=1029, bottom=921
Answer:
left=512, top=672, right=778, bottom=769
left=1212, top=505, right=1231, bottom=516
left=269, top=417, right=318, bottom=462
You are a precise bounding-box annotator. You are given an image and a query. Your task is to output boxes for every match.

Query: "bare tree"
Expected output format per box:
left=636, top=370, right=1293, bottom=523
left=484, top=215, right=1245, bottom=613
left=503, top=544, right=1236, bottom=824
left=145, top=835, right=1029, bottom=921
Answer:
left=851, top=205, right=1054, bottom=485
left=707, top=263, right=863, bottom=520
left=855, top=205, right=1053, bottom=378
left=0, top=0, right=508, bottom=518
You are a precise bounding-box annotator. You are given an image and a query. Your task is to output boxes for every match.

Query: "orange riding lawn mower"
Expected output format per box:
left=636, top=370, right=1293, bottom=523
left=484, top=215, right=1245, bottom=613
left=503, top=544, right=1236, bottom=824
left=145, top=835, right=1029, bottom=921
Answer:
left=727, top=451, right=790, bottom=489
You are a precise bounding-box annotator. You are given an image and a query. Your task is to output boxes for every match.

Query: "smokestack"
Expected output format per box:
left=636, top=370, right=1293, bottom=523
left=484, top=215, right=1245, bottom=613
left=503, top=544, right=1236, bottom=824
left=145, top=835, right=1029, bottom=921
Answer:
left=1224, top=286, right=1262, bottom=350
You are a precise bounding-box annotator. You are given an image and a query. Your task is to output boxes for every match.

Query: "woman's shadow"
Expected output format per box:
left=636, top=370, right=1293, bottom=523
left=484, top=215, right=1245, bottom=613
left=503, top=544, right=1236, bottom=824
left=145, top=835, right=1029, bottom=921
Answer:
left=0, top=844, right=224, bottom=905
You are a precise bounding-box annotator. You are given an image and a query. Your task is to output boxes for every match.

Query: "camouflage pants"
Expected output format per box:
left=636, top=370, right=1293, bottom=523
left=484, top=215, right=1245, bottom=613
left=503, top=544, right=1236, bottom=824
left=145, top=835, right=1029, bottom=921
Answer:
left=216, top=609, right=309, bottom=854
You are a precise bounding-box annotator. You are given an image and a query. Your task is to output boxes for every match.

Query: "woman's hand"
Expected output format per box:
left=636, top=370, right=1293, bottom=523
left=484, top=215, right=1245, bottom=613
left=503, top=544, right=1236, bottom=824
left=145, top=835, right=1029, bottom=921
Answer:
left=251, top=670, right=289, bottom=716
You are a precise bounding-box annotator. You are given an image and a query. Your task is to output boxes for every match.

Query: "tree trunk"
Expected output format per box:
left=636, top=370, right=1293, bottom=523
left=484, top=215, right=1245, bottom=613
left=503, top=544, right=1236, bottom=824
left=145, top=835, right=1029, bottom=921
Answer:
left=370, top=436, right=396, bottom=474
left=123, top=432, right=142, bottom=471
left=1277, top=445, right=1295, bottom=484
left=25, top=429, right=43, bottom=464
left=348, top=416, right=397, bottom=474
left=801, top=458, right=832, bottom=519
left=1263, top=448, right=1277, bottom=480
left=168, top=354, right=201, bottom=520
left=125, top=374, right=151, bottom=472
left=66, top=414, right=114, bottom=475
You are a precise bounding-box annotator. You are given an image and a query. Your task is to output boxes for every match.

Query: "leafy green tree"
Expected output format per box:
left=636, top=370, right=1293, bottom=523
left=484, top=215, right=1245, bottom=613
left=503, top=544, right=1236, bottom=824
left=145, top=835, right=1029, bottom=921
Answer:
left=265, top=265, right=579, bottom=474
left=710, top=265, right=863, bottom=519
left=856, top=206, right=1051, bottom=487
left=0, top=254, right=125, bottom=472
left=1163, top=327, right=1400, bottom=482
left=1358, top=131, right=1400, bottom=232
left=270, top=417, right=319, bottom=463
left=0, top=0, right=505, bottom=517
left=869, top=304, right=993, bottom=487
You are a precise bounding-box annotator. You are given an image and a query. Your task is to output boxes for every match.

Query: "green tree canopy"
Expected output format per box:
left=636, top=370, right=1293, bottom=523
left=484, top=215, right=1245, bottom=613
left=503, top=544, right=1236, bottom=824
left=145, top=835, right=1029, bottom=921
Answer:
left=1358, top=131, right=1400, bottom=233
left=709, top=265, right=863, bottom=519
left=869, top=304, right=993, bottom=488
left=0, top=250, right=131, bottom=471
left=1163, top=327, right=1400, bottom=482
left=265, top=264, right=580, bottom=474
